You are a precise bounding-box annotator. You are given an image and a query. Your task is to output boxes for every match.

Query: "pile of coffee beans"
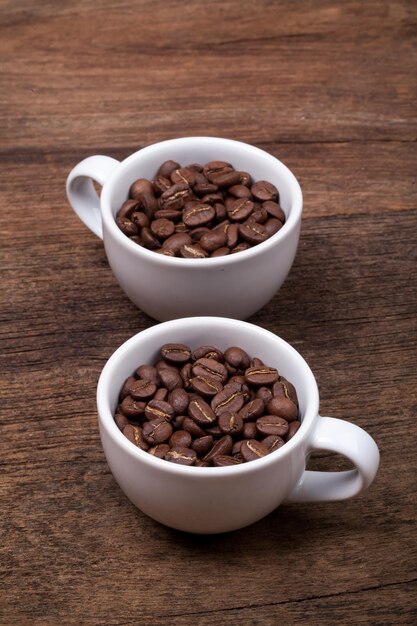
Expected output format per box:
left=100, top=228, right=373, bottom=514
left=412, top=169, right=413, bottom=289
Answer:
left=116, top=160, right=286, bottom=258
left=114, top=343, right=301, bottom=466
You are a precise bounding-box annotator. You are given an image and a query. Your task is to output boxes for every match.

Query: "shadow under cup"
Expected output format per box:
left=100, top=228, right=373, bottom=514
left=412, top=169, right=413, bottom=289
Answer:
left=97, top=318, right=318, bottom=533
left=99, top=137, right=303, bottom=320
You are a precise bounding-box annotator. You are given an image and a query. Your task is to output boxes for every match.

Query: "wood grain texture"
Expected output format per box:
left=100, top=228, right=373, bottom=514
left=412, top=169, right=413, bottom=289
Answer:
left=1, top=1, right=416, bottom=625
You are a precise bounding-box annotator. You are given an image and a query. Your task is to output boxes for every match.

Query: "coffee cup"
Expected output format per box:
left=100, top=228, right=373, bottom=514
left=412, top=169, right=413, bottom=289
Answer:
left=97, top=317, right=380, bottom=533
left=66, top=137, right=303, bottom=321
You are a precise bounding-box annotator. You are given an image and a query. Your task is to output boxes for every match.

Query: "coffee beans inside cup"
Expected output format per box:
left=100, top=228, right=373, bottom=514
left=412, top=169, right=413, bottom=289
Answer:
left=116, top=160, right=286, bottom=257
left=114, top=344, right=301, bottom=466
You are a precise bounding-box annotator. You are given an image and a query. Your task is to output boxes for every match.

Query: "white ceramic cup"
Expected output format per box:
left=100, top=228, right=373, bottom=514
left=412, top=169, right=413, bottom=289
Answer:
left=97, top=317, right=380, bottom=534
left=66, top=137, right=303, bottom=321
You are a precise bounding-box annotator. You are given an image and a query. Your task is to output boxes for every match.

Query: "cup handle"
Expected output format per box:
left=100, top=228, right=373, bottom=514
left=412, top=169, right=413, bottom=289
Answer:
left=286, top=416, right=380, bottom=503
left=66, top=155, right=120, bottom=239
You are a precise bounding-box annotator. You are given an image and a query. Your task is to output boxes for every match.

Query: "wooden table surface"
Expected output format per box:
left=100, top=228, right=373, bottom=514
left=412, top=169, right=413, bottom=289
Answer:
left=1, top=1, right=416, bottom=624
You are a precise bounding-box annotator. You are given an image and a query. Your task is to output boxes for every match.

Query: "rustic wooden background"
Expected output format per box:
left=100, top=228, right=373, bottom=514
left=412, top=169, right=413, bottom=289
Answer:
left=1, top=1, right=416, bottom=624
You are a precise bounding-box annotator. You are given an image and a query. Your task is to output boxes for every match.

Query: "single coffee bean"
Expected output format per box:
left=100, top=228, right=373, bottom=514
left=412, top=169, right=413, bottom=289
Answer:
left=228, top=184, right=252, bottom=199
left=139, top=192, right=159, bottom=220
left=130, top=379, right=157, bottom=400
left=123, top=424, right=149, bottom=450
left=211, top=382, right=245, bottom=416
left=130, top=178, right=154, bottom=199
left=239, top=398, right=265, bottom=422
left=169, top=429, right=192, bottom=449
left=136, top=364, right=161, bottom=386
left=224, top=346, right=250, bottom=370
left=266, top=396, right=298, bottom=421
left=248, top=207, right=268, bottom=224
left=194, top=182, right=218, bottom=196
left=240, top=439, right=269, bottom=462
left=158, top=366, right=183, bottom=391
left=199, top=229, right=228, bottom=253
left=170, top=167, right=196, bottom=186
left=218, top=411, right=244, bottom=436
left=230, top=242, right=251, bottom=254
left=232, top=440, right=244, bottom=455
left=160, top=182, right=191, bottom=210
left=205, top=424, right=223, bottom=439
left=192, top=435, right=214, bottom=456
left=154, top=208, right=183, bottom=222
left=180, top=243, right=209, bottom=258
left=264, top=218, right=283, bottom=237
left=180, top=363, right=193, bottom=389
left=130, top=211, right=150, bottom=230
left=226, top=198, right=255, bottom=222
left=285, top=420, right=301, bottom=441
left=168, top=387, right=190, bottom=414
left=262, top=200, right=285, bottom=222
left=256, top=386, right=273, bottom=404
left=120, top=376, right=137, bottom=400
left=251, top=180, right=278, bottom=202
left=148, top=443, right=170, bottom=459
left=115, top=413, right=129, bottom=431
left=161, top=343, right=191, bottom=364
left=162, top=232, right=192, bottom=254
left=154, top=388, right=169, bottom=401
left=245, top=366, right=279, bottom=386
left=211, top=246, right=230, bottom=257
left=165, top=446, right=197, bottom=466
left=182, top=416, right=206, bottom=439
left=117, top=198, right=140, bottom=219
left=210, top=169, right=241, bottom=188
left=191, top=375, right=223, bottom=397
left=213, top=455, right=242, bottom=466
left=144, top=399, right=175, bottom=422
left=262, top=434, right=286, bottom=452
left=256, top=415, right=289, bottom=437
left=243, top=422, right=258, bottom=439
left=141, top=227, right=161, bottom=250
left=189, top=397, right=217, bottom=425
left=239, top=171, right=252, bottom=186
left=182, top=202, right=215, bottom=228
left=192, top=358, right=228, bottom=383
left=116, top=217, right=138, bottom=237
left=157, top=160, right=181, bottom=178
left=203, top=435, right=233, bottom=463
left=239, top=221, right=269, bottom=244
left=150, top=218, right=175, bottom=240
left=191, top=346, right=224, bottom=362
left=120, top=396, right=146, bottom=418
left=274, top=377, right=299, bottom=406
left=214, top=203, right=227, bottom=221
left=153, top=175, right=172, bottom=195
left=203, top=161, right=233, bottom=179
left=142, top=417, right=173, bottom=444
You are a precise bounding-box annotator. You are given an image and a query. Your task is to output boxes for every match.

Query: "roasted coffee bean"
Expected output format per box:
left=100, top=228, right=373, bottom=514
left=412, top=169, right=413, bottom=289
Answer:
left=192, top=358, right=228, bottom=383
left=162, top=232, right=192, bottom=254
left=240, top=439, right=269, bottom=462
left=239, top=398, right=265, bottom=422
left=239, top=221, right=269, bottom=244
left=224, top=346, right=250, bottom=370
left=262, top=435, right=286, bottom=452
left=148, top=443, right=170, bottom=459
left=161, top=343, right=191, bottom=364
left=285, top=420, right=301, bottom=441
left=120, top=396, right=146, bottom=418
left=168, top=388, right=190, bottom=414
left=169, top=429, right=192, bottom=449
left=165, top=446, right=197, bottom=466
left=115, top=413, right=129, bottom=431
left=183, top=202, right=215, bottom=228
left=213, top=455, right=242, bottom=466
left=180, top=244, right=209, bottom=259
left=218, top=412, right=244, bottom=436
left=266, top=396, right=298, bottom=421
left=158, top=366, right=183, bottom=391
left=116, top=343, right=298, bottom=466
left=116, top=217, right=138, bottom=237
left=123, top=424, right=149, bottom=450
left=157, top=160, right=181, bottom=178
left=256, top=415, right=289, bottom=437
left=245, top=366, right=279, bottom=386
left=150, top=218, right=175, bottom=240
left=116, top=160, right=285, bottom=257
left=189, top=397, right=217, bottom=425
left=142, top=417, right=173, bottom=444
left=251, top=181, right=278, bottom=202
left=203, top=435, right=233, bottom=462
left=191, top=375, right=223, bottom=397
left=243, top=422, right=258, bottom=439
left=191, top=346, right=224, bottom=362
left=211, top=382, right=245, bottom=416
left=144, top=399, right=175, bottom=422
left=130, top=379, right=157, bottom=400
left=192, top=435, right=214, bottom=456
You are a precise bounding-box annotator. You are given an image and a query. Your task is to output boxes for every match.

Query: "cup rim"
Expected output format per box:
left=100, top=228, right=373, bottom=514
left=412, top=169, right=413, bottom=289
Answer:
left=97, top=317, right=319, bottom=477
left=100, top=136, right=303, bottom=267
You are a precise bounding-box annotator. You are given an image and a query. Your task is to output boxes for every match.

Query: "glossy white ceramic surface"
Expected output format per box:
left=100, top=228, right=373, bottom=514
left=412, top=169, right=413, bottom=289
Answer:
left=97, top=318, right=380, bottom=533
left=66, top=137, right=303, bottom=321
